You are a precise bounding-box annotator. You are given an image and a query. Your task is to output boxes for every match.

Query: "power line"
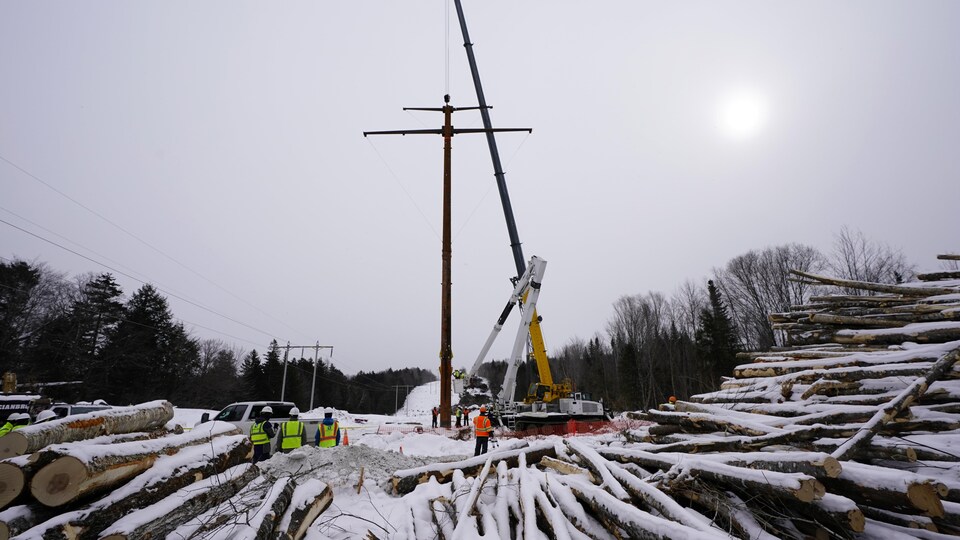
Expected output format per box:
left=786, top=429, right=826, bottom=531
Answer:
left=0, top=261, right=269, bottom=349
left=0, top=152, right=310, bottom=341
left=0, top=217, right=282, bottom=343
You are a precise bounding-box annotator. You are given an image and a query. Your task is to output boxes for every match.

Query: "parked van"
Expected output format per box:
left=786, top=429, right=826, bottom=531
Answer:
left=210, top=401, right=322, bottom=452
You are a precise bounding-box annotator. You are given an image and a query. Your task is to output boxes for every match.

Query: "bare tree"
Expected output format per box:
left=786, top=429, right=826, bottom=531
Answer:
left=715, top=244, right=826, bottom=350
left=828, top=227, right=916, bottom=293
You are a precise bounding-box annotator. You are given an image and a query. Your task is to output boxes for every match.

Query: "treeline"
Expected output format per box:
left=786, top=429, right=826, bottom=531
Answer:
left=0, top=261, right=434, bottom=412
left=476, top=228, right=917, bottom=412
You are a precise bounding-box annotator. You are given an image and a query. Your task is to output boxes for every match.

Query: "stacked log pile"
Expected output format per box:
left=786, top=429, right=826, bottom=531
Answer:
left=388, top=255, right=960, bottom=539
left=0, top=401, right=332, bottom=540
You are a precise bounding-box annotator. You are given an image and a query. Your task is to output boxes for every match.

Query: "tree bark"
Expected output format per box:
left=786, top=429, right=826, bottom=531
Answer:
left=831, top=347, right=960, bottom=461
left=31, top=435, right=251, bottom=540
left=918, top=271, right=960, bottom=281
left=98, top=464, right=259, bottom=540
left=834, top=324, right=960, bottom=345
left=0, top=504, right=60, bottom=540
left=0, top=401, right=174, bottom=460
left=789, top=269, right=957, bottom=297
left=276, top=479, right=333, bottom=540
left=391, top=442, right=555, bottom=495
left=30, top=422, right=240, bottom=507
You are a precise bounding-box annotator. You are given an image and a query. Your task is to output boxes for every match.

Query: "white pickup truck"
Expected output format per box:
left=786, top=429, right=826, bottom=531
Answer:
left=209, top=401, right=323, bottom=451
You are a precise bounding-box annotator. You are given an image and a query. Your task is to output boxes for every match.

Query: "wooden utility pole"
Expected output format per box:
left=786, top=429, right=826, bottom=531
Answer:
left=365, top=95, right=530, bottom=428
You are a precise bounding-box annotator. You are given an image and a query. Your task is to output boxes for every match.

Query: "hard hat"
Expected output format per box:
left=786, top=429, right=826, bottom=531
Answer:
left=479, top=405, right=487, bottom=413
left=36, top=410, right=57, bottom=423
left=261, top=406, right=273, bottom=415
left=324, top=407, right=334, bottom=415
left=668, top=396, right=677, bottom=403
left=289, top=407, right=300, bottom=417
left=8, top=413, right=26, bottom=422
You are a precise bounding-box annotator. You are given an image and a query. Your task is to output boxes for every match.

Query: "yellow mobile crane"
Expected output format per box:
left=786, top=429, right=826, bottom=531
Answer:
left=466, top=256, right=607, bottom=430
left=452, top=0, right=581, bottom=408
left=454, top=0, right=573, bottom=410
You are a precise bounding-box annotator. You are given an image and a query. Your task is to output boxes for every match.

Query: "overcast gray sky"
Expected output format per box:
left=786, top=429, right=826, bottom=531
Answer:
left=2, top=1, right=958, bottom=375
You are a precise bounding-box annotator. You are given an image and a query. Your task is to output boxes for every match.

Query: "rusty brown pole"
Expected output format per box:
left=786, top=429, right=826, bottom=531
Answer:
left=439, top=96, right=454, bottom=429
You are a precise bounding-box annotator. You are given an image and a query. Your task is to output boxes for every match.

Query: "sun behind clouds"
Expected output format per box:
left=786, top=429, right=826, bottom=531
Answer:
left=717, top=88, right=768, bottom=140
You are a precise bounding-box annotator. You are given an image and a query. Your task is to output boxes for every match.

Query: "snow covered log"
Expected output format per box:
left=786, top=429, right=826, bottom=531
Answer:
left=822, top=467, right=944, bottom=517
left=833, top=323, right=960, bottom=345
left=789, top=269, right=958, bottom=297
left=640, top=409, right=778, bottom=437
left=831, top=346, right=960, bottom=461
left=29, top=421, right=240, bottom=507
left=666, top=485, right=780, bottom=540
left=201, top=476, right=296, bottom=539
left=276, top=478, right=333, bottom=540
left=0, top=431, right=167, bottom=511
left=0, top=400, right=174, bottom=460
left=0, top=504, right=59, bottom=540
left=558, top=474, right=731, bottom=539
left=598, top=447, right=825, bottom=503
left=98, top=463, right=259, bottom=540
left=21, top=434, right=251, bottom=540
left=390, top=441, right=555, bottom=495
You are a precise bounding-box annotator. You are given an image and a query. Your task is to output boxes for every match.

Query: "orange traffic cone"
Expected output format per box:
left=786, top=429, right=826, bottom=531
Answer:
left=342, top=429, right=349, bottom=446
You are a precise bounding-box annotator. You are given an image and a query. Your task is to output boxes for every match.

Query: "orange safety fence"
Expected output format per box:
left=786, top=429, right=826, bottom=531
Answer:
left=373, top=418, right=645, bottom=439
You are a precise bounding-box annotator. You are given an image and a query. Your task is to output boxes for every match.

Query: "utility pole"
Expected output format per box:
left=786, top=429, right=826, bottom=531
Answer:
left=393, top=385, right=414, bottom=416
left=275, top=342, right=334, bottom=408
left=365, top=95, right=529, bottom=428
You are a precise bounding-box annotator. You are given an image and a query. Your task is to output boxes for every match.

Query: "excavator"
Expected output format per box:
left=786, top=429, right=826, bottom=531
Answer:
left=448, top=0, right=607, bottom=430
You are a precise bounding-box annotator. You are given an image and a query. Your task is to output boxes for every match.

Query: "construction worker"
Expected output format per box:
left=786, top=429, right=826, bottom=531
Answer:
left=659, top=396, right=678, bottom=411
left=10, top=413, right=30, bottom=431
left=0, top=414, right=16, bottom=436
left=431, top=406, right=438, bottom=428
left=278, top=407, right=306, bottom=453
left=455, top=406, right=463, bottom=428
left=473, top=405, right=493, bottom=456
left=315, top=408, right=340, bottom=448
left=250, top=406, right=276, bottom=463
left=35, top=410, right=58, bottom=424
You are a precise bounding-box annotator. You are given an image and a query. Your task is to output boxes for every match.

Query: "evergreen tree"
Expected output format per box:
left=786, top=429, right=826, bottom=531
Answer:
left=240, top=349, right=264, bottom=397
left=263, top=340, right=284, bottom=400
left=93, top=284, right=198, bottom=404
left=0, top=261, right=41, bottom=372
left=695, top=280, right=740, bottom=380
left=615, top=338, right=641, bottom=410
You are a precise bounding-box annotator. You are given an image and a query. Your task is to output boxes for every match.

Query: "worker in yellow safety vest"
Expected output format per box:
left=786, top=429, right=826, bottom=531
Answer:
left=1, top=413, right=30, bottom=435
left=279, top=407, right=306, bottom=452
left=315, top=408, right=340, bottom=448
left=250, top=406, right=276, bottom=463
left=473, top=406, right=494, bottom=456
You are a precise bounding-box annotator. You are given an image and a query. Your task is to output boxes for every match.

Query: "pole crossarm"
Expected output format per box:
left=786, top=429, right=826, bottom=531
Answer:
left=364, top=127, right=530, bottom=137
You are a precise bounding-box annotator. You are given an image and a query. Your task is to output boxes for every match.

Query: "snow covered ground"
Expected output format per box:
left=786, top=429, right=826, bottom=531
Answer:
left=247, top=379, right=540, bottom=539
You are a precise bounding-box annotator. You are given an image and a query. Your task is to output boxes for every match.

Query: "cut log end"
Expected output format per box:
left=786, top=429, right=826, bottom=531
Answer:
left=796, top=479, right=826, bottom=503
left=0, top=462, right=24, bottom=509
left=30, top=456, right=84, bottom=507
left=906, top=483, right=945, bottom=517
left=0, top=434, right=29, bottom=461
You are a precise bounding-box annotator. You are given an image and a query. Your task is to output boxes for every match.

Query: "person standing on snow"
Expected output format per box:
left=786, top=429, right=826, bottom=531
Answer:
left=250, top=406, right=276, bottom=463
left=455, top=406, right=463, bottom=428
left=431, top=406, right=438, bottom=428
left=473, top=405, right=493, bottom=456
left=278, top=407, right=307, bottom=453
left=315, top=408, right=340, bottom=448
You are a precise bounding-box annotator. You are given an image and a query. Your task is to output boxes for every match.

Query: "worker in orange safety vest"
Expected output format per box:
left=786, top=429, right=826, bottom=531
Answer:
left=473, top=405, right=494, bottom=456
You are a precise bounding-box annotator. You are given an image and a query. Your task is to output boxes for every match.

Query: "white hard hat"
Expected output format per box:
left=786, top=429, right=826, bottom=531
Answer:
left=289, top=407, right=300, bottom=417
left=324, top=407, right=334, bottom=415
left=261, top=406, right=273, bottom=415
left=36, top=410, right=57, bottom=423
left=8, top=413, right=26, bottom=422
